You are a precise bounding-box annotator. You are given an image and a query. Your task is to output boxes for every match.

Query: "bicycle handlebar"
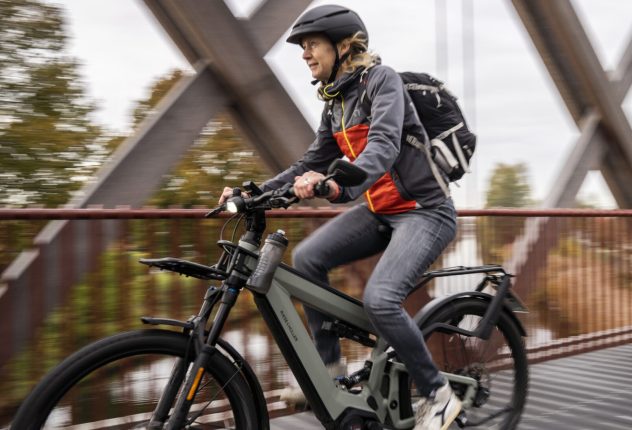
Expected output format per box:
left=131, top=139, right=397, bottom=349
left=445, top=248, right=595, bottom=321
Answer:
left=205, top=159, right=367, bottom=218
left=205, top=179, right=331, bottom=218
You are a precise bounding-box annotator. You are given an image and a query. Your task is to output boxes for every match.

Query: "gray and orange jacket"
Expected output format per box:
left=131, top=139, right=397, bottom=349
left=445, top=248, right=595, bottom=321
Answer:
left=262, top=65, right=448, bottom=214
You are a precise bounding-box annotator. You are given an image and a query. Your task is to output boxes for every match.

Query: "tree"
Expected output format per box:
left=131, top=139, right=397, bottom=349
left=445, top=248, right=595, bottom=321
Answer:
left=485, top=163, right=532, bottom=208
left=0, top=0, right=103, bottom=207
left=478, top=163, right=533, bottom=263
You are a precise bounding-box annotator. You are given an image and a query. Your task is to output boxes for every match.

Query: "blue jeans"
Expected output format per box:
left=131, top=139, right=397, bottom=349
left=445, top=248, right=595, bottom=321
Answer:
left=292, top=199, right=457, bottom=396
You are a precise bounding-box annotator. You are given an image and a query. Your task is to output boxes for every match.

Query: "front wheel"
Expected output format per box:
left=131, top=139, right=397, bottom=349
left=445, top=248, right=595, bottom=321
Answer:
left=11, top=329, right=258, bottom=429
left=417, top=298, right=529, bottom=429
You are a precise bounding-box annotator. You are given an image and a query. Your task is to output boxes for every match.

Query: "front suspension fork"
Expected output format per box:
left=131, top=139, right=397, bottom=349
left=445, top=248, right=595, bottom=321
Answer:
left=164, top=285, right=241, bottom=429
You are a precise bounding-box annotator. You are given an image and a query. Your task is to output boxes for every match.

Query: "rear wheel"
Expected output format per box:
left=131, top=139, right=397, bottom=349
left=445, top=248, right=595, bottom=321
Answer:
left=11, top=329, right=257, bottom=429
left=416, top=298, right=528, bottom=429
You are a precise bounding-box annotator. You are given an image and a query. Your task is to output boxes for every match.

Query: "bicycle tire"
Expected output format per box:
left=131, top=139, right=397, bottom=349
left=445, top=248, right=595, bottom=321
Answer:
left=417, top=298, right=528, bottom=429
left=11, top=329, right=258, bottom=429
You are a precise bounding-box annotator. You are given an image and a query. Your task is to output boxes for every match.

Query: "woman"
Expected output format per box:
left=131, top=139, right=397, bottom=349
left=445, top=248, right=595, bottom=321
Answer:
left=220, top=5, right=460, bottom=429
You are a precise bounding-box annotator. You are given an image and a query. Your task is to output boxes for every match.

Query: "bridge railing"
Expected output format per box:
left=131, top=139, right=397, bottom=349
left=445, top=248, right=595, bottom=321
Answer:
left=0, top=208, right=631, bottom=422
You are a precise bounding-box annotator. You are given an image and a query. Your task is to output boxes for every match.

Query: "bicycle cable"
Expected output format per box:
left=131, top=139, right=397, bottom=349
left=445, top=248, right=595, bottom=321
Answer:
left=230, top=213, right=246, bottom=243
left=219, top=212, right=242, bottom=241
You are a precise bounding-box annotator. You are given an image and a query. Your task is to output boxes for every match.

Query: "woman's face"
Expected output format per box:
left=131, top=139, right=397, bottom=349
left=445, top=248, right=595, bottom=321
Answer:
left=301, top=34, right=336, bottom=82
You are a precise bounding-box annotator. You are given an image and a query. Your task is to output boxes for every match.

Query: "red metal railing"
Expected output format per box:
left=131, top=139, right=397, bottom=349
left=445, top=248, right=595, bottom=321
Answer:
left=2, top=207, right=632, bottom=219
left=0, top=208, right=631, bottom=423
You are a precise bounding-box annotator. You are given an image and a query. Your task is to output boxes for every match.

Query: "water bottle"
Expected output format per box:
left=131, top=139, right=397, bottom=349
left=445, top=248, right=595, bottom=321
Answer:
left=247, top=230, right=288, bottom=293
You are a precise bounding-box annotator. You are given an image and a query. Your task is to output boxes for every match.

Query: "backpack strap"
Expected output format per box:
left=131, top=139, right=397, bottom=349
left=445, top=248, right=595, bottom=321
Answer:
left=433, top=122, right=470, bottom=174
left=405, top=135, right=451, bottom=198
left=433, top=122, right=464, bottom=141
left=451, top=129, right=470, bottom=174
left=404, top=82, right=443, bottom=107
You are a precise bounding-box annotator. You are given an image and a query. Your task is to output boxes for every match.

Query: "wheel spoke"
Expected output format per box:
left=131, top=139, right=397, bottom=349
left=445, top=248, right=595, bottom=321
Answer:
left=187, top=364, right=244, bottom=427
left=419, top=300, right=528, bottom=429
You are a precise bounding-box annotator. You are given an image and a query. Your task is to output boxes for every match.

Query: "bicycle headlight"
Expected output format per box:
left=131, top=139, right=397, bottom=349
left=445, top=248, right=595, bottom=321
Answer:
left=226, top=197, right=245, bottom=213
left=226, top=200, right=238, bottom=213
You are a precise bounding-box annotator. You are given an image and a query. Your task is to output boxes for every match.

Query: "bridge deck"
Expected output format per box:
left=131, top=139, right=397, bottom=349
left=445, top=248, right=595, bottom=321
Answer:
left=271, top=343, right=632, bottom=429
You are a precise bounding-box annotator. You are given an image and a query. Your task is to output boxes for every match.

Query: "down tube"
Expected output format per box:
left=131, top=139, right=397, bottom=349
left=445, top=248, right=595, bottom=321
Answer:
left=264, top=271, right=378, bottom=420
left=274, top=265, right=374, bottom=333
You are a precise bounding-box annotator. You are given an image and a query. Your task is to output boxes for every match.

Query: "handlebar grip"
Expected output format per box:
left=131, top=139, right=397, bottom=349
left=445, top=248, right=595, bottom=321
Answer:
left=314, top=181, right=330, bottom=198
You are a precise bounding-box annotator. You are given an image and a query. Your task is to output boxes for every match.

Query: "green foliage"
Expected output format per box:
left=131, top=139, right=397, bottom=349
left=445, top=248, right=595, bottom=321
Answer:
left=0, top=0, right=105, bottom=207
left=485, top=163, right=532, bottom=208
left=477, top=163, right=533, bottom=264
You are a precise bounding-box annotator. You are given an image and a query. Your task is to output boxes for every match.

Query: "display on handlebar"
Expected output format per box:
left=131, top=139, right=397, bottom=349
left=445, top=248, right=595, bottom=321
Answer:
left=243, top=181, right=263, bottom=196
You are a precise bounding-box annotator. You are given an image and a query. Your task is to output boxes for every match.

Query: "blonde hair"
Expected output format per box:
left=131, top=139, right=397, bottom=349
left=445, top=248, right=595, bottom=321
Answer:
left=316, top=32, right=380, bottom=100
left=337, top=32, right=380, bottom=74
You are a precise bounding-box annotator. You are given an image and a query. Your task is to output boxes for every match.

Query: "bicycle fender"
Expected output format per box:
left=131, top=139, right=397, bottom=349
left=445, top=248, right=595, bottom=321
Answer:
left=413, top=292, right=527, bottom=337
left=216, top=338, right=270, bottom=430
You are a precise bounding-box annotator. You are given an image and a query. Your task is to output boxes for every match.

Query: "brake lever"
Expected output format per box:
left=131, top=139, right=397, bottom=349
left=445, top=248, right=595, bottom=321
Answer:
left=205, top=204, right=225, bottom=217
left=269, top=195, right=299, bottom=209
left=262, top=183, right=297, bottom=209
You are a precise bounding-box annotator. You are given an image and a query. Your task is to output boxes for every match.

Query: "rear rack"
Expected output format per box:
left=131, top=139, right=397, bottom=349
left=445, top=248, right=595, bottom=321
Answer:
left=414, top=264, right=526, bottom=312
left=422, top=264, right=507, bottom=279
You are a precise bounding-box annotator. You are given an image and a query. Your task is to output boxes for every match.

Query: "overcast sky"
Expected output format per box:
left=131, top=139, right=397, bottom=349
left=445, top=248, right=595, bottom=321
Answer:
left=50, top=0, right=631, bottom=208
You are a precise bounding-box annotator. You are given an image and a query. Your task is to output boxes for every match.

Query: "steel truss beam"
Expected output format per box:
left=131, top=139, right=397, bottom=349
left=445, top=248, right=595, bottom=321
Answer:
left=512, top=0, right=632, bottom=207
left=508, top=0, right=632, bottom=296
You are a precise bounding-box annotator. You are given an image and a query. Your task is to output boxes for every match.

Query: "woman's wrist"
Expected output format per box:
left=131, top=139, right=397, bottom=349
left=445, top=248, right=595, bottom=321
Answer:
left=326, top=180, right=341, bottom=201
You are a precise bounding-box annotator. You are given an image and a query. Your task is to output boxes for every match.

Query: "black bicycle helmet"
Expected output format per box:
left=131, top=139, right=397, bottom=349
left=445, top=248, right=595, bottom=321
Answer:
left=287, top=5, right=368, bottom=84
left=286, top=4, right=368, bottom=46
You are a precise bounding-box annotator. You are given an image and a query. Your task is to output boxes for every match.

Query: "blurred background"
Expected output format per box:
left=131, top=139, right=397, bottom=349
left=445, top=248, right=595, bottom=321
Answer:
left=1, top=0, right=630, bottom=210
left=0, top=0, right=631, bottom=427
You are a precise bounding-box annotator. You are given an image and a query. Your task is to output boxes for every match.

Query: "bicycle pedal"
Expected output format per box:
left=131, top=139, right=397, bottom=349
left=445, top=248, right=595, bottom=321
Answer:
left=455, top=411, right=467, bottom=428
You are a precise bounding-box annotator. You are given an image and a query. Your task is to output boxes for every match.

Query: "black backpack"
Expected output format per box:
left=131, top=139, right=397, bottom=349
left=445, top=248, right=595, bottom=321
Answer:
left=361, top=71, right=476, bottom=182
left=400, top=72, right=476, bottom=181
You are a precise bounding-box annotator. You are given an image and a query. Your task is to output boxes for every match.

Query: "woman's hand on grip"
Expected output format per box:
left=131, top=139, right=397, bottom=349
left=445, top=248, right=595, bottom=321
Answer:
left=293, top=172, right=340, bottom=201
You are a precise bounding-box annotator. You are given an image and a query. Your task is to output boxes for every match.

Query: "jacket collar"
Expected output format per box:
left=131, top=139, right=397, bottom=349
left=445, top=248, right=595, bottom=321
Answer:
left=318, top=67, right=367, bottom=100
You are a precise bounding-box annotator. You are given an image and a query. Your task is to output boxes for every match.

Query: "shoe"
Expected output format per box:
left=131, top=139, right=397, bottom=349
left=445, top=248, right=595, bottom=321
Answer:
left=280, top=361, right=347, bottom=407
left=413, top=382, right=462, bottom=430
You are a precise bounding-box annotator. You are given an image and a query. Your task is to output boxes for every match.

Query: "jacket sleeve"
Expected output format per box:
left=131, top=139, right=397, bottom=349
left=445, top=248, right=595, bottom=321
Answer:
left=260, top=107, right=343, bottom=192
left=337, top=65, right=404, bottom=202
